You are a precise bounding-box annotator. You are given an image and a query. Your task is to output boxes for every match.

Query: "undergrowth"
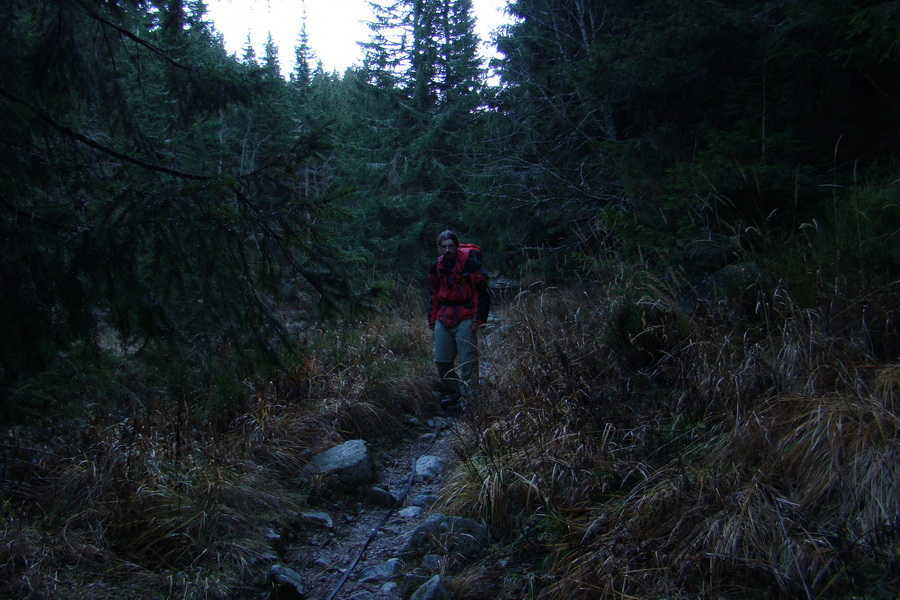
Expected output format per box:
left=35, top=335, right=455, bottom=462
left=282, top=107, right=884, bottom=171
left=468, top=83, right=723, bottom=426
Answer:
left=0, top=282, right=434, bottom=599
left=443, top=267, right=899, bottom=600
left=3, top=240, right=899, bottom=600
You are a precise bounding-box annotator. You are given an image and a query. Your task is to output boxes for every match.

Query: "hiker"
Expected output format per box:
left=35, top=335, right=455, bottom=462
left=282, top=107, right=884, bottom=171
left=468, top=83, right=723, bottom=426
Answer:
left=428, top=229, right=490, bottom=409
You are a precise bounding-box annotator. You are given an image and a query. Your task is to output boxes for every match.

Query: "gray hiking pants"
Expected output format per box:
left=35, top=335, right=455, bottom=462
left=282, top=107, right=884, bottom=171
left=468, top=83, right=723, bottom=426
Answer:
left=434, top=319, right=479, bottom=399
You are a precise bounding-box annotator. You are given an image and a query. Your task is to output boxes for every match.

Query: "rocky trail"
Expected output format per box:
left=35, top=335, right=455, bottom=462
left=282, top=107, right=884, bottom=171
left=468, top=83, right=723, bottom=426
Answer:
left=261, top=409, right=482, bottom=600
left=256, top=316, right=508, bottom=600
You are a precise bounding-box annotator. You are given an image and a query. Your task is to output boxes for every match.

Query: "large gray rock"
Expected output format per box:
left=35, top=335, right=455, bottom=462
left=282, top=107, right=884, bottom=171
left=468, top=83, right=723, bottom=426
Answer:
left=302, top=439, right=374, bottom=485
left=410, top=575, right=451, bottom=600
left=401, top=513, right=489, bottom=560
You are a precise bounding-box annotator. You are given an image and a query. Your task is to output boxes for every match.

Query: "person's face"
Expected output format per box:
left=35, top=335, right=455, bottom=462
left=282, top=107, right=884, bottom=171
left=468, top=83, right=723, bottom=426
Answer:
left=438, top=239, right=457, bottom=261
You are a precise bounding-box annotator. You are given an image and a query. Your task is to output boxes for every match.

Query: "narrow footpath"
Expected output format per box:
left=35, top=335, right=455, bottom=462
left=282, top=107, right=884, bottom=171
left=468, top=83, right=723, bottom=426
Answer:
left=263, top=313, right=506, bottom=600
left=276, top=410, right=469, bottom=600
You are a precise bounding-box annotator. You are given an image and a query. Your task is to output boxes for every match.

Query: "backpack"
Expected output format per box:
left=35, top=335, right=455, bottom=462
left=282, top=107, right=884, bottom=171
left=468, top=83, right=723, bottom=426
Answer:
left=458, top=243, right=483, bottom=267
left=436, top=243, right=488, bottom=310
left=440, top=243, right=483, bottom=276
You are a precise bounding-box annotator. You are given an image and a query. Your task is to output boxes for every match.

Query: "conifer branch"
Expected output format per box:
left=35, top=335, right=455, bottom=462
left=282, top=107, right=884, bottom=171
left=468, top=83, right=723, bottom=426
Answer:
left=0, top=193, right=75, bottom=232
left=73, top=0, right=192, bottom=72
left=0, top=88, right=208, bottom=182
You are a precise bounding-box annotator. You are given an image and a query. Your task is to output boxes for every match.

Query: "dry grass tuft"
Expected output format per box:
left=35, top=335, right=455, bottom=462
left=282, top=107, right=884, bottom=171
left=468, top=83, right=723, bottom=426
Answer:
left=0, top=283, right=436, bottom=599
left=446, top=271, right=900, bottom=599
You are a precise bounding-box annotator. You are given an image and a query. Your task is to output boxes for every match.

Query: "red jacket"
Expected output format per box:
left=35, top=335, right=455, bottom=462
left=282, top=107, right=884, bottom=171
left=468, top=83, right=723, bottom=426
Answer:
left=429, top=247, right=490, bottom=330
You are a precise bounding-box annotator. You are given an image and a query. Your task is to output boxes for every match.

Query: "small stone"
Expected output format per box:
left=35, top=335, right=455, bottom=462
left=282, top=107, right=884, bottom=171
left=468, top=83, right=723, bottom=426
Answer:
left=381, top=582, right=399, bottom=595
left=359, top=557, right=403, bottom=583
left=400, top=573, right=431, bottom=599
left=300, top=512, right=333, bottom=529
left=412, top=494, right=439, bottom=508
left=415, top=456, right=447, bottom=480
left=397, top=506, right=424, bottom=519
left=401, top=513, right=489, bottom=560
left=367, top=486, right=398, bottom=508
left=267, top=564, right=307, bottom=599
left=410, top=575, right=451, bottom=600
left=421, top=554, right=443, bottom=572
left=302, top=439, right=374, bottom=484
left=248, top=553, right=279, bottom=568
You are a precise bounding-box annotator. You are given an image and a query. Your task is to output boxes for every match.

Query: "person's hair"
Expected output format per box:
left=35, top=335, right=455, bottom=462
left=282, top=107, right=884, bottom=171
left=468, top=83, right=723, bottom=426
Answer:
left=437, top=229, right=459, bottom=246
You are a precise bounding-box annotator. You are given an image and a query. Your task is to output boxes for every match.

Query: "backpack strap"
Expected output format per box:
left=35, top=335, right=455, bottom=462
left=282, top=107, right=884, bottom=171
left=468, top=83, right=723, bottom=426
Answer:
left=454, top=246, right=472, bottom=275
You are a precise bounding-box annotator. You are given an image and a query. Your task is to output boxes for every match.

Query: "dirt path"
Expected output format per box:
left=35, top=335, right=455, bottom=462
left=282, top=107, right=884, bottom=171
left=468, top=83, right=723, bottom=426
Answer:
left=281, top=411, right=466, bottom=600
left=273, top=317, right=504, bottom=600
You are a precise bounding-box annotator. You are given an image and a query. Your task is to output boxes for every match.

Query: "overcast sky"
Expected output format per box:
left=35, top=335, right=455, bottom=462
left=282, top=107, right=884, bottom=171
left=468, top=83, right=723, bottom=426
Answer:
left=204, top=0, right=510, bottom=76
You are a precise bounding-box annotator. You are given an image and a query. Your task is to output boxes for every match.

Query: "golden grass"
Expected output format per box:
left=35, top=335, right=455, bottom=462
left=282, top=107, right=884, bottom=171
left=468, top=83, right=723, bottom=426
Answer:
left=0, top=283, right=436, bottom=599
left=4, top=270, right=897, bottom=599
left=445, top=274, right=900, bottom=599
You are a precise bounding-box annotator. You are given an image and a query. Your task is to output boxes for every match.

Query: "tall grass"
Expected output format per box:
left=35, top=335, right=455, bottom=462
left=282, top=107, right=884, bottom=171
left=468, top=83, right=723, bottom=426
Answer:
left=444, top=266, right=899, bottom=599
left=0, top=282, right=434, bottom=599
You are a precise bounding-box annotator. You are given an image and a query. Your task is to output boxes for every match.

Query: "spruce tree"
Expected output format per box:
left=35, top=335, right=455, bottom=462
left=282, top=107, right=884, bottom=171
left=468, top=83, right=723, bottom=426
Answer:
left=262, top=32, right=282, bottom=80
left=347, top=0, right=485, bottom=272
left=479, top=0, right=900, bottom=278
left=291, top=11, right=316, bottom=89
left=0, top=0, right=359, bottom=409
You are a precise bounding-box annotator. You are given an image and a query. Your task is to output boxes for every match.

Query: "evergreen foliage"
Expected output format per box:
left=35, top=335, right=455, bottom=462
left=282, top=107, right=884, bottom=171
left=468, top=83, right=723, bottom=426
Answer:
left=3, top=0, right=895, bottom=411
left=1, top=0, right=899, bottom=597
left=0, top=0, right=364, bottom=411
left=480, top=0, right=899, bottom=280
left=343, top=0, right=486, bottom=275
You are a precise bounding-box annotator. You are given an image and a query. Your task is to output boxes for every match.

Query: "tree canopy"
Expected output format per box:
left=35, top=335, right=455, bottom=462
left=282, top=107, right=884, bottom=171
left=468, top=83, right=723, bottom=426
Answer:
left=0, top=0, right=361, bottom=399
left=2, top=0, right=898, bottom=402
left=1, top=1, right=898, bottom=598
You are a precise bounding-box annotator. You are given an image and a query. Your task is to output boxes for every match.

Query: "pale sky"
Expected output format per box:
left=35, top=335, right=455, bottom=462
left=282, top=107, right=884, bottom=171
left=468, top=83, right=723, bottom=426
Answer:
left=204, top=0, right=510, bottom=76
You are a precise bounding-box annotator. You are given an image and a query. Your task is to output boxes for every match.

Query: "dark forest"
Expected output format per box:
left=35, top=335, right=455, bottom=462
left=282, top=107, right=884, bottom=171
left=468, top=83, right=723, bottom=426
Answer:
left=1, top=1, right=898, bottom=598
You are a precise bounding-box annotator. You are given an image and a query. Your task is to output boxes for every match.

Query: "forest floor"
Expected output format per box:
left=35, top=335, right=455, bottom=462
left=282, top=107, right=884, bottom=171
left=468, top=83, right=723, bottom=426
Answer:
left=279, top=402, right=467, bottom=600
